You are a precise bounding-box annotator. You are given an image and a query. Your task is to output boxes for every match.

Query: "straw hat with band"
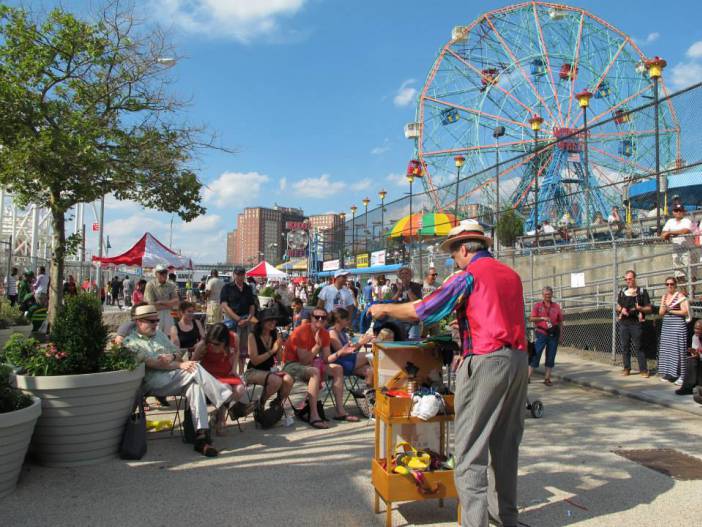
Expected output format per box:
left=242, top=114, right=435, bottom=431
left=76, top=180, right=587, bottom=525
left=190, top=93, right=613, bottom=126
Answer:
left=132, top=305, right=159, bottom=320
left=439, top=219, right=493, bottom=252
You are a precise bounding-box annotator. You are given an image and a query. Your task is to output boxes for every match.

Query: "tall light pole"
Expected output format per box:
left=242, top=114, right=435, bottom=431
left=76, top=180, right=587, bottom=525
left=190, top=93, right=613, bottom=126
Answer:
left=454, top=155, right=465, bottom=220
left=378, top=189, right=387, bottom=250
left=350, top=205, right=357, bottom=261
left=406, top=160, right=424, bottom=264
left=338, top=212, right=346, bottom=266
left=576, top=89, right=593, bottom=238
left=493, top=125, right=505, bottom=257
left=645, top=56, right=667, bottom=235
left=529, top=115, right=544, bottom=247
left=362, top=197, right=370, bottom=253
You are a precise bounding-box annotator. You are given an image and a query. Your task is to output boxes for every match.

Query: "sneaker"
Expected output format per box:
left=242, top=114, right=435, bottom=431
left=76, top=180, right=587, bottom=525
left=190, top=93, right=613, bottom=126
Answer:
left=675, top=386, right=693, bottom=395
left=674, top=377, right=683, bottom=386
left=620, top=369, right=630, bottom=376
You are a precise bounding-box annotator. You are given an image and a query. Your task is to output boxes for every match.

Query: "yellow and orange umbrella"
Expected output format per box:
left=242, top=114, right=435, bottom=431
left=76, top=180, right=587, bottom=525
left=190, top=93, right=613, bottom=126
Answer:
left=387, top=212, right=458, bottom=239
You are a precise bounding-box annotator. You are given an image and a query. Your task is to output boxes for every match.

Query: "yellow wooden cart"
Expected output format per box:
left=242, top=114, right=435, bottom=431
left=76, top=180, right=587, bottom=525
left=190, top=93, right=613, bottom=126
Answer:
left=371, top=341, right=460, bottom=527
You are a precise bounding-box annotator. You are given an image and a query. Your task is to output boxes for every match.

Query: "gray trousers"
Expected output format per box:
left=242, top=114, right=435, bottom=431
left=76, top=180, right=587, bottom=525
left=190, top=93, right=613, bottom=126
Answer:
left=147, top=364, right=233, bottom=431
left=454, top=348, right=528, bottom=527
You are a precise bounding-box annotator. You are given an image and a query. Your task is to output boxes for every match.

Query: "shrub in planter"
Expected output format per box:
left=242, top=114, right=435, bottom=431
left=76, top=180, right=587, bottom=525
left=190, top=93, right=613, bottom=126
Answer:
left=0, top=300, right=29, bottom=329
left=0, top=364, right=31, bottom=413
left=0, top=294, right=143, bottom=467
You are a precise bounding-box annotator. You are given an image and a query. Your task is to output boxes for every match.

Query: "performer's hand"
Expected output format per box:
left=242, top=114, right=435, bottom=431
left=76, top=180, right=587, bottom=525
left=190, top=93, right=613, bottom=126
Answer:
left=369, top=304, right=386, bottom=319
left=451, top=355, right=463, bottom=372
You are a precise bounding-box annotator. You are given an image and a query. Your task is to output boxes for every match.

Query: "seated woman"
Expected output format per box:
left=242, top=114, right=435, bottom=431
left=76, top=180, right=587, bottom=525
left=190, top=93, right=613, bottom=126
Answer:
left=327, top=307, right=373, bottom=390
left=245, top=307, right=294, bottom=413
left=170, top=301, right=205, bottom=356
left=192, top=323, right=249, bottom=435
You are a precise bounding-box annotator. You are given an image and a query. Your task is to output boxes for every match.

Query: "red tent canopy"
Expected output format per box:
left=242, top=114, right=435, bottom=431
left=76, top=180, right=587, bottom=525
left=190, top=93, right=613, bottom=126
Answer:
left=92, top=232, right=192, bottom=269
left=246, top=260, right=287, bottom=279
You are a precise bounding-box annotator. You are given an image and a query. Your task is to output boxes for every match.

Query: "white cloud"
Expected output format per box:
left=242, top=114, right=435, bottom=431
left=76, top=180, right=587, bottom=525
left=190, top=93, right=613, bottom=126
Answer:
left=279, top=177, right=287, bottom=191
left=393, top=79, right=417, bottom=107
left=181, top=214, right=221, bottom=233
left=386, top=172, right=407, bottom=188
left=203, top=171, right=270, bottom=208
left=104, top=194, right=142, bottom=212
left=292, top=173, right=345, bottom=198
left=669, top=61, right=702, bottom=89
left=151, top=0, right=306, bottom=43
left=351, top=178, right=372, bottom=191
left=634, top=32, right=660, bottom=45
left=687, top=41, right=702, bottom=59
left=370, top=139, right=390, bottom=155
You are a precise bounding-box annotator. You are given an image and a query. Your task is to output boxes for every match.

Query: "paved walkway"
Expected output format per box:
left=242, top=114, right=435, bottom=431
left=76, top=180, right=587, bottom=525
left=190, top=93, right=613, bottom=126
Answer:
left=544, top=350, right=702, bottom=417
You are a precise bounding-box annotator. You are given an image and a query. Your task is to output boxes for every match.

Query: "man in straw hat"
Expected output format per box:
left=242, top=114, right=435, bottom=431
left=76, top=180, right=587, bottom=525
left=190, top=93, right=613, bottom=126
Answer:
left=370, top=219, right=528, bottom=527
left=123, top=305, right=233, bottom=457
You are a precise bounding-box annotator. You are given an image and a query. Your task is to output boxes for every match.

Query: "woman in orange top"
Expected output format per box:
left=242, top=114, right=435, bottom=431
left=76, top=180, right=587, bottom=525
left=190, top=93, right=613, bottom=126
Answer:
left=192, top=323, right=250, bottom=435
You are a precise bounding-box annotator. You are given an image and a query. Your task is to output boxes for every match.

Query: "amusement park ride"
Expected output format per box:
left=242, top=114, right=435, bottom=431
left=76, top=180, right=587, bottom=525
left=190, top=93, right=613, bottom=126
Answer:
left=405, top=2, right=681, bottom=230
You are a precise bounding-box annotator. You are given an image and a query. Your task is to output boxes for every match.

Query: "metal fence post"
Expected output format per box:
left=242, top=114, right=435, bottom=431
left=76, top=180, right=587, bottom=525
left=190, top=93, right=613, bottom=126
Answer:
left=611, top=240, right=618, bottom=364
left=529, top=251, right=535, bottom=306
left=687, top=244, right=693, bottom=295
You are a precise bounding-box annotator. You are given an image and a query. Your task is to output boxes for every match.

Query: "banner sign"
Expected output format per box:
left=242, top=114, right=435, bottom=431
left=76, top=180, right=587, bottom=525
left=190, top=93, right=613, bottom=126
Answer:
left=322, top=259, right=340, bottom=271
left=371, top=250, right=386, bottom=266
left=286, top=221, right=309, bottom=230
left=357, top=253, right=369, bottom=268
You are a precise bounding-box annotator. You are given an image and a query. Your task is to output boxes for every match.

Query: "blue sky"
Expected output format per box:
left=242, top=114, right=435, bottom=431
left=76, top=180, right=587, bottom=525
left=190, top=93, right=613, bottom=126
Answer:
left=18, top=0, right=702, bottom=262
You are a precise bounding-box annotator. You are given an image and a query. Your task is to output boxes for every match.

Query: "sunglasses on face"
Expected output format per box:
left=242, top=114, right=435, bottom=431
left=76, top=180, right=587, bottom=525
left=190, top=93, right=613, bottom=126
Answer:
left=666, top=282, right=676, bottom=286
left=429, top=273, right=437, bottom=276
left=312, top=314, right=327, bottom=321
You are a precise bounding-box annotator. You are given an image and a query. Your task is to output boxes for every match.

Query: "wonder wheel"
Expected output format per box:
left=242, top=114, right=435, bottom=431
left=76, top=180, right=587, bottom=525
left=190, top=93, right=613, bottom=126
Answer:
left=408, top=1, right=680, bottom=227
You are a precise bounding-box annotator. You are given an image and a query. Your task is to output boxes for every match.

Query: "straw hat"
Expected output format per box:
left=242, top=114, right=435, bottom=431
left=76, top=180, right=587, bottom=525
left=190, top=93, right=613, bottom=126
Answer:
left=439, top=219, right=493, bottom=252
left=132, top=305, right=159, bottom=320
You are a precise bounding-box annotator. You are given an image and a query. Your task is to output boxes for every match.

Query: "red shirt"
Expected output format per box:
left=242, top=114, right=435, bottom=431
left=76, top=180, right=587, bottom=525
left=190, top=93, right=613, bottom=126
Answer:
left=531, top=301, right=563, bottom=335
left=284, top=323, right=330, bottom=364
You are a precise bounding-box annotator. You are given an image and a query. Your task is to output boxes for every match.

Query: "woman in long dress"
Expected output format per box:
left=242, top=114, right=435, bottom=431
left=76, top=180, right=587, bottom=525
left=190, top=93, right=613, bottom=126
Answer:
left=657, top=276, right=689, bottom=385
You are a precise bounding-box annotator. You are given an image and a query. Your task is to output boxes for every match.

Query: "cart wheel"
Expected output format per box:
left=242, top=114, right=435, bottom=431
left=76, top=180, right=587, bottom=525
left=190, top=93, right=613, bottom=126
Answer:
left=530, top=400, right=544, bottom=418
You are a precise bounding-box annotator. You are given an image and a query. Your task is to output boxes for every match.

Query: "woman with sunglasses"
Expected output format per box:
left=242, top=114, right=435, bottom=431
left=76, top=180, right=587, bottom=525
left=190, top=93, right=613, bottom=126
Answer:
left=658, top=276, right=690, bottom=385
left=192, top=323, right=250, bottom=435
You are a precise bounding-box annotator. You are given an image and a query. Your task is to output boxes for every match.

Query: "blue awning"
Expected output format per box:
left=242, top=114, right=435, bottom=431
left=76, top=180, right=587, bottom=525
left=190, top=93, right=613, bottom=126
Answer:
left=629, top=167, right=702, bottom=209
left=317, top=263, right=404, bottom=278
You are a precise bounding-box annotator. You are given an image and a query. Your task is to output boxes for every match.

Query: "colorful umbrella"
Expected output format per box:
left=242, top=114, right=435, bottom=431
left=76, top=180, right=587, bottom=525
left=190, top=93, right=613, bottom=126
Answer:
left=387, top=212, right=458, bottom=238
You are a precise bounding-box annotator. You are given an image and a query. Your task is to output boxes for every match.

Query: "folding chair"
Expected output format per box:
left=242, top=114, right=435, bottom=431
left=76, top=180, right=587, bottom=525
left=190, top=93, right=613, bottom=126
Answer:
left=323, top=373, right=366, bottom=415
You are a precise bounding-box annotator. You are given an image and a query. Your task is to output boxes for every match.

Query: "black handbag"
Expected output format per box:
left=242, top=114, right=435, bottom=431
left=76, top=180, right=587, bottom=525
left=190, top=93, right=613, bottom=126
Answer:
left=120, top=393, right=147, bottom=460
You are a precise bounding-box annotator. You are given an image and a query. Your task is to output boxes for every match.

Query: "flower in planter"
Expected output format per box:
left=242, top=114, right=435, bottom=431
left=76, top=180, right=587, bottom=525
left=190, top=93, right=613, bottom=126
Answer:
left=0, top=294, right=137, bottom=376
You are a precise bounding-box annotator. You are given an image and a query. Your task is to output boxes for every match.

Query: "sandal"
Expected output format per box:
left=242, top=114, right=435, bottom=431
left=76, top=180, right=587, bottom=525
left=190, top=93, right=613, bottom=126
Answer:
left=309, top=419, right=329, bottom=430
left=544, top=378, right=553, bottom=386
left=333, top=414, right=360, bottom=422
left=194, top=436, right=218, bottom=457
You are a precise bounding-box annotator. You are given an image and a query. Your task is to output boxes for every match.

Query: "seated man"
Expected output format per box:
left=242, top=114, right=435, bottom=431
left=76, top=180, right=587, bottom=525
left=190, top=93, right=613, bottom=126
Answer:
left=283, top=307, right=341, bottom=429
left=123, top=305, right=233, bottom=457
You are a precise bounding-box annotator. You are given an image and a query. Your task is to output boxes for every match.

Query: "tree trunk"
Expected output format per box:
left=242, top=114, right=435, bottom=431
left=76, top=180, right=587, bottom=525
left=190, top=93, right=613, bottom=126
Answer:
left=48, top=207, right=66, bottom=327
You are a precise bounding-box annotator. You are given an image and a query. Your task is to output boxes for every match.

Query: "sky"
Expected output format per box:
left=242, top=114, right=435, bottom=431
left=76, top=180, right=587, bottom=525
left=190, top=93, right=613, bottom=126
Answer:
left=13, top=0, right=702, bottom=263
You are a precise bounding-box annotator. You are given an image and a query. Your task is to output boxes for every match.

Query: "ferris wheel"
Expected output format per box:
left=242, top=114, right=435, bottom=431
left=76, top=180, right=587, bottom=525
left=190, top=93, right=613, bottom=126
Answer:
left=408, top=2, right=680, bottom=227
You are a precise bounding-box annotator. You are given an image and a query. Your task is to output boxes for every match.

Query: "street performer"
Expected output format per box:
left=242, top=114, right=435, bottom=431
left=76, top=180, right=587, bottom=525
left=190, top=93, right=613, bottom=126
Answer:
left=369, top=219, right=527, bottom=527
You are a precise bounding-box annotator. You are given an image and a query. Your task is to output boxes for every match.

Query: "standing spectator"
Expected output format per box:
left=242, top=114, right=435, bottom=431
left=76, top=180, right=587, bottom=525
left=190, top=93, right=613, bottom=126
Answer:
left=369, top=220, right=528, bottom=527
left=4, top=267, right=18, bottom=306
left=317, top=270, right=355, bottom=313
left=205, top=270, right=224, bottom=324
left=661, top=205, right=694, bottom=273
left=123, top=276, right=133, bottom=307
left=63, top=275, right=78, bottom=297
left=374, top=275, right=390, bottom=300
left=220, top=266, right=257, bottom=375
left=132, top=279, right=147, bottom=305
left=362, top=279, right=374, bottom=308
left=34, top=266, right=49, bottom=304
left=391, top=266, right=423, bottom=339
left=18, top=271, right=32, bottom=306
left=608, top=206, right=621, bottom=224
left=675, top=319, right=702, bottom=396
left=291, top=297, right=311, bottom=328
left=197, top=276, right=207, bottom=301
left=657, top=276, right=689, bottom=385
left=110, top=275, right=123, bottom=308
left=422, top=267, right=439, bottom=297
left=528, top=286, right=563, bottom=385
left=144, top=264, right=179, bottom=334
left=616, top=270, right=653, bottom=376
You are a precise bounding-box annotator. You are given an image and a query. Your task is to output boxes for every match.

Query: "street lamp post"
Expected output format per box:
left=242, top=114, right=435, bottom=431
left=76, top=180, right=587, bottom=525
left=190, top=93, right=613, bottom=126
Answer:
left=350, top=205, right=357, bottom=262
left=529, top=115, right=544, bottom=247
left=406, top=160, right=424, bottom=265
left=362, top=197, right=370, bottom=254
left=378, top=189, right=387, bottom=250
left=645, top=56, right=667, bottom=234
left=493, top=126, right=505, bottom=257
left=576, top=90, right=593, bottom=238
left=338, top=212, right=346, bottom=266
left=454, top=155, right=465, bottom=220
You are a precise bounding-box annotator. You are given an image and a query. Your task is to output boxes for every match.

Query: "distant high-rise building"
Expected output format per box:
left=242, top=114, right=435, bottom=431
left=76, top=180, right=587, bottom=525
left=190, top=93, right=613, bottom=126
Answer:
left=309, top=213, right=344, bottom=261
left=226, top=230, right=237, bottom=264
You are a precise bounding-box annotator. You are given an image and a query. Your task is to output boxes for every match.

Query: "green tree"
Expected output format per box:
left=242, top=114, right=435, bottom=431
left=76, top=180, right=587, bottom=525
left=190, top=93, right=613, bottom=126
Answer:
left=495, top=208, right=524, bottom=247
left=0, top=4, right=225, bottom=324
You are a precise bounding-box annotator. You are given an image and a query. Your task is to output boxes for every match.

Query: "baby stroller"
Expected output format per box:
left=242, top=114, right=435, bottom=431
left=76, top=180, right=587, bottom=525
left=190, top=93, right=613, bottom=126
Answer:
left=526, top=339, right=544, bottom=418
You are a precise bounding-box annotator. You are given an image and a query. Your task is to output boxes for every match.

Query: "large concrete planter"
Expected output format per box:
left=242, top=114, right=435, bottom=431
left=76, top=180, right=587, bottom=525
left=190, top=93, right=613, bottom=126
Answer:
left=13, top=364, right=144, bottom=467
left=0, top=396, right=41, bottom=499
